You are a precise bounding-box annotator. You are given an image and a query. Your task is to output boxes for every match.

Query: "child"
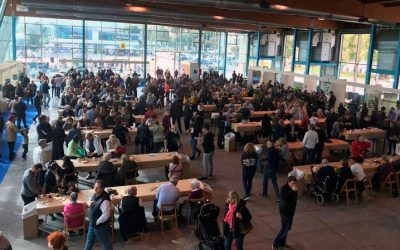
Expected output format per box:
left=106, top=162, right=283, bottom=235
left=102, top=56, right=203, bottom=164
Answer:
left=21, top=128, right=29, bottom=160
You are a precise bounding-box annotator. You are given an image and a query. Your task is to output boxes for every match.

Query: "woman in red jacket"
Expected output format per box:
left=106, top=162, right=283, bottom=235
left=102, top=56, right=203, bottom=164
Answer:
left=351, top=135, right=371, bottom=158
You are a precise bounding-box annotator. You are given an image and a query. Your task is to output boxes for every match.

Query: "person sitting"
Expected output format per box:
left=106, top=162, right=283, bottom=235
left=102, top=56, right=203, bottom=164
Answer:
left=315, top=159, right=337, bottom=184
left=188, top=179, right=203, bottom=199
left=66, top=135, right=84, bottom=159
left=63, top=192, right=86, bottom=234
left=118, top=186, right=147, bottom=240
left=372, top=156, right=397, bottom=194
left=152, top=176, right=180, bottom=220
left=95, top=153, right=117, bottom=187
left=117, top=155, right=138, bottom=185
left=336, top=159, right=354, bottom=192
left=61, top=156, right=76, bottom=184
left=62, top=105, right=75, bottom=117
left=106, top=134, right=121, bottom=156
left=84, top=132, right=104, bottom=158
left=349, top=157, right=366, bottom=192
left=285, top=118, right=299, bottom=142
left=278, top=137, right=290, bottom=163
left=351, top=135, right=372, bottom=158
left=168, top=155, right=184, bottom=180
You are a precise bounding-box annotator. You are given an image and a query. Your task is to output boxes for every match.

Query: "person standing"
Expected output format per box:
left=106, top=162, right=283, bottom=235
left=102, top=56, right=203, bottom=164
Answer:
left=272, top=176, right=298, bottom=250
left=188, top=117, right=201, bottom=160
left=302, top=124, right=319, bottom=164
left=84, top=180, right=113, bottom=250
left=40, top=80, right=51, bottom=108
left=37, top=115, right=52, bottom=142
left=5, top=115, right=19, bottom=161
left=241, top=143, right=258, bottom=201
left=32, top=91, right=43, bottom=123
left=52, top=120, right=66, bottom=161
left=198, top=124, right=215, bottom=180
left=0, top=117, right=4, bottom=158
left=223, top=191, right=252, bottom=250
left=262, top=141, right=281, bottom=201
left=15, top=97, right=27, bottom=129
left=170, top=98, right=183, bottom=133
left=164, top=124, right=181, bottom=152
left=20, top=163, right=43, bottom=205
left=21, top=128, right=29, bottom=160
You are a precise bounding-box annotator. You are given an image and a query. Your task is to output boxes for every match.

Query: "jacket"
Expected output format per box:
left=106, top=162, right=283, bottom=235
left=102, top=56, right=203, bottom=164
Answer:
left=222, top=199, right=252, bottom=237
left=279, top=183, right=297, bottom=217
left=5, top=121, right=18, bottom=142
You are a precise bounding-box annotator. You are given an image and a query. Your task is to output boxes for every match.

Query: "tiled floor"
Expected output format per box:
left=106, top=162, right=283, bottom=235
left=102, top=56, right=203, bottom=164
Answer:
left=1, top=97, right=400, bottom=249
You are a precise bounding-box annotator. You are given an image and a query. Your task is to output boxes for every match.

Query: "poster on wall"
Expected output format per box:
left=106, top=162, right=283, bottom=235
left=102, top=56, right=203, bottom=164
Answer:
left=252, top=70, right=261, bottom=84
left=320, top=81, right=332, bottom=93
left=365, top=92, right=380, bottom=111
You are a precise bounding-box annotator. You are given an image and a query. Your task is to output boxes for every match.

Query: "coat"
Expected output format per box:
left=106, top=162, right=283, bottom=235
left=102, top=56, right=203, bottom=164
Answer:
left=222, top=199, right=252, bottom=237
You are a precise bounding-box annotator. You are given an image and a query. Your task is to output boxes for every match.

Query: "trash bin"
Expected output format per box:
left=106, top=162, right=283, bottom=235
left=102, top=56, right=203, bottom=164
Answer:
left=224, top=132, right=235, bottom=152
left=22, top=200, right=39, bottom=240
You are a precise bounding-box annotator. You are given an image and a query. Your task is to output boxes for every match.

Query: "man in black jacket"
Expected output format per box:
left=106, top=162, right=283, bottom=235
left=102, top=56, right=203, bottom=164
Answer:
left=15, top=97, right=27, bottom=129
left=285, top=118, right=299, bottom=142
left=273, top=176, right=298, bottom=250
left=36, top=115, right=52, bottom=142
left=84, top=180, right=113, bottom=250
left=170, top=98, right=183, bottom=133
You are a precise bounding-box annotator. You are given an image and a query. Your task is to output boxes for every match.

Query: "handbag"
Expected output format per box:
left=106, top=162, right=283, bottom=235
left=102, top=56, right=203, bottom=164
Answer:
left=240, top=221, right=254, bottom=235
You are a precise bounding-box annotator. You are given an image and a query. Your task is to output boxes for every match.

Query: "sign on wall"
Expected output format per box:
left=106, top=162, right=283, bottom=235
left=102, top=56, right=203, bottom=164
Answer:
left=252, top=70, right=261, bottom=84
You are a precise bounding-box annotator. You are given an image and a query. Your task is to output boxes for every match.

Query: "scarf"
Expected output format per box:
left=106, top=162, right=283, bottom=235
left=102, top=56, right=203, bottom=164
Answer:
left=223, top=203, right=237, bottom=229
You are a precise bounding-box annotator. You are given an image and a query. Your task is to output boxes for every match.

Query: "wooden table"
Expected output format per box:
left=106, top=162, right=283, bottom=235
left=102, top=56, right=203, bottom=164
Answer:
left=55, top=158, right=123, bottom=173
left=62, top=116, right=82, bottom=122
left=203, top=105, right=217, bottom=112
left=55, top=152, right=189, bottom=175
left=231, top=122, right=261, bottom=133
left=251, top=111, right=276, bottom=118
left=30, top=179, right=212, bottom=239
left=294, top=156, right=399, bottom=184
left=81, top=128, right=137, bottom=139
left=342, top=128, right=386, bottom=140
left=255, top=139, right=349, bottom=154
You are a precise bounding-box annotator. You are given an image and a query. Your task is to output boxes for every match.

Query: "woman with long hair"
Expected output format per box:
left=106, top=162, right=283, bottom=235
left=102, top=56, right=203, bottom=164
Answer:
left=223, top=191, right=252, bottom=250
left=241, top=143, right=258, bottom=200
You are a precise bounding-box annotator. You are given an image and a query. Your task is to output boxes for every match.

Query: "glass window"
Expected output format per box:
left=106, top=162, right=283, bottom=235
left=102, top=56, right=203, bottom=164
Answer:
left=294, top=64, right=305, bottom=74
left=283, top=35, right=293, bottom=71
left=226, top=33, right=248, bottom=77
left=339, top=33, right=370, bottom=84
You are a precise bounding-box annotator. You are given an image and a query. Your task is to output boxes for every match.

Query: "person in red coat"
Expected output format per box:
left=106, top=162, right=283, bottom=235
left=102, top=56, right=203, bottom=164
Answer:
left=351, top=135, right=371, bottom=158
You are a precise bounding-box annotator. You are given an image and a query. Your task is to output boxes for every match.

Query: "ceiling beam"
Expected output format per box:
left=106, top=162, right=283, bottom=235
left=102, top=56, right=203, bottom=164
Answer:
left=361, top=0, right=400, bottom=3
left=19, top=0, right=338, bottom=30
left=267, top=0, right=400, bottom=24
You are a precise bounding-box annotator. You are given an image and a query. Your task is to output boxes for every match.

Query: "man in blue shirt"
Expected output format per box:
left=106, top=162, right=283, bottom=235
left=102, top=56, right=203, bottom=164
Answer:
left=152, top=176, right=180, bottom=220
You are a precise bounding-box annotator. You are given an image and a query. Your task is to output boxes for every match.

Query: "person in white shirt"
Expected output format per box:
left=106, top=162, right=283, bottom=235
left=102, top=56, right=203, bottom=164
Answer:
left=33, top=139, right=48, bottom=167
left=84, top=133, right=104, bottom=157
left=32, top=139, right=48, bottom=187
left=349, top=157, right=366, bottom=192
left=84, top=180, right=112, bottom=250
left=152, top=176, right=180, bottom=219
left=302, top=124, right=319, bottom=164
left=106, top=134, right=121, bottom=153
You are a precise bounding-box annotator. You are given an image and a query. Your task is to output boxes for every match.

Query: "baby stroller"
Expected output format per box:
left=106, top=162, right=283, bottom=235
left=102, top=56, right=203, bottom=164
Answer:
left=194, top=203, right=224, bottom=250
left=310, top=175, right=340, bottom=205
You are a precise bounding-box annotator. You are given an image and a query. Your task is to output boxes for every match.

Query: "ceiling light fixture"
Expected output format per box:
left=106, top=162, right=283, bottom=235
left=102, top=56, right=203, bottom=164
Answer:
left=318, top=17, right=325, bottom=21
left=213, top=15, right=224, bottom=20
left=127, top=6, right=149, bottom=12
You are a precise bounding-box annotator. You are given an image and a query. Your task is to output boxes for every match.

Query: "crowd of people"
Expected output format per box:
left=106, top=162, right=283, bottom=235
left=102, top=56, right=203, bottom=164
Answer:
left=2, top=64, right=400, bottom=250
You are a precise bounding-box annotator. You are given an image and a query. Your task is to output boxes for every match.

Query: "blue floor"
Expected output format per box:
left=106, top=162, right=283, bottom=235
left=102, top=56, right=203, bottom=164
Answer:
left=0, top=103, right=36, bottom=183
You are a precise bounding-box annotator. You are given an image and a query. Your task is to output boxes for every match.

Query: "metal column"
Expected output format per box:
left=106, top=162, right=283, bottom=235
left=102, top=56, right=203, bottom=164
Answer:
left=256, top=31, right=261, bottom=66
left=12, top=15, right=16, bottom=61
left=291, top=29, right=297, bottom=72
left=143, top=24, right=147, bottom=79
left=305, top=28, right=313, bottom=75
left=198, top=29, right=202, bottom=71
left=393, top=29, right=400, bottom=89
left=365, top=24, right=376, bottom=85
left=245, top=32, right=251, bottom=76
left=223, top=32, right=228, bottom=77
left=82, top=19, right=85, bottom=68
